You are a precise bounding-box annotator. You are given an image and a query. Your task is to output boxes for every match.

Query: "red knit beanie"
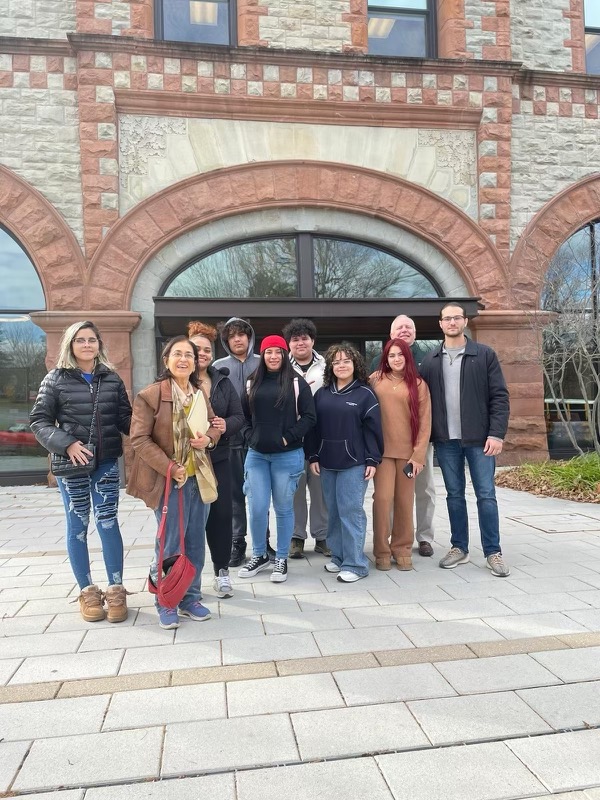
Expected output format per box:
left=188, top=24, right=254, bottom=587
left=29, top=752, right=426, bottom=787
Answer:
left=260, top=334, right=288, bottom=353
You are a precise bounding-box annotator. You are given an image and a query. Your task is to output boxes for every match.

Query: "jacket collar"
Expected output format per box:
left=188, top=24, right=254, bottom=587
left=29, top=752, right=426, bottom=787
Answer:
left=434, top=335, right=477, bottom=357
left=289, top=350, right=324, bottom=368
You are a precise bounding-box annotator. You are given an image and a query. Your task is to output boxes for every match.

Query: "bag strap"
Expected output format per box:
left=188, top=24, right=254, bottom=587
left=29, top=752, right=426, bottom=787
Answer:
left=86, top=376, right=101, bottom=447
left=294, top=376, right=300, bottom=420
left=155, top=462, right=185, bottom=592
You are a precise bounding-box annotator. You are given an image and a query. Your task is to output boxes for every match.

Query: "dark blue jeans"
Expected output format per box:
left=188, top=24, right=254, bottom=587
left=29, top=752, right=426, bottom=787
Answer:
left=434, top=440, right=501, bottom=557
left=57, top=459, right=123, bottom=590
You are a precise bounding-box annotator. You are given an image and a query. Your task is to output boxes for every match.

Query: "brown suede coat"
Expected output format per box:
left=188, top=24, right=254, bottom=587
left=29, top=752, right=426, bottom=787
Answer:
left=127, top=380, right=221, bottom=510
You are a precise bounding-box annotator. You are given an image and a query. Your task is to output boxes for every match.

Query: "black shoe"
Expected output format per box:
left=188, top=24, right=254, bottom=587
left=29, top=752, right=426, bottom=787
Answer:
left=238, top=553, right=271, bottom=578
left=267, top=541, right=276, bottom=563
left=229, top=542, right=247, bottom=568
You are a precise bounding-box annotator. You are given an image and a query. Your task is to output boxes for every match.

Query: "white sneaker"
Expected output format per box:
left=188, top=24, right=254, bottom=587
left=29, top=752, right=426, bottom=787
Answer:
left=213, top=569, right=233, bottom=598
left=337, top=571, right=363, bottom=583
left=324, top=562, right=341, bottom=573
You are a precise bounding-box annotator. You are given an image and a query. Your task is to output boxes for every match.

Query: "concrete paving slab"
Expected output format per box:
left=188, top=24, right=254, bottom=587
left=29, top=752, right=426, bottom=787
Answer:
left=483, top=612, right=589, bottom=639
left=400, top=618, right=504, bottom=647
left=45, top=611, right=138, bottom=632
left=291, top=701, right=430, bottom=759
left=0, top=657, right=22, bottom=685
left=297, top=590, right=378, bottom=611
left=262, top=608, right=352, bottom=633
left=85, top=774, right=235, bottom=800
left=0, top=583, right=75, bottom=601
left=375, top=643, right=476, bottom=666
left=531, top=645, right=600, bottom=681
left=222, top=631, right=320, bottom=665
left=506, top=577, right=600, bottom=595
left=227, top=672, right=344, bottom=717
left=10, top=790, right=83, bottom=800
left=563, top=608, right=600, bottom=630
left=216, top=594, right=299, bottom=617
left=119, top=641, right=221, bottom=674
left=0, top=615, right=54, bottom=637
left=277, top=652, right=378, bottom=676
left=174, top=614, right=264, bottom=642
left=236, top=757, right=393, bottom=800
left=170, top=662, right=277, bottom=686
left=0, top=574, right=50, bottom=589
left=570, top=590, right=600, bottom=608
left=103, top=682, right=226, bottom=730
left=57, top=671, right=171, bottom=698
left=334, top=662, right=456, bottom=705
left=498, top=592, right=595, bottom=615
left=420, top=597, right=515, bottom=620
left=314, top=624, right=414, bottom=655
left=13, top=727, right=163, bottom=792
left=343, top=603, right=435, bottom=627
left=376, top=741, right=546, bottom=800
left=507, top=729, right=600, bottom=792
left=79, top=625, right=175, bottom=652
left=367, top=585, right=455, bottom=605
left=16, top=597, right=78, bottom=616
left=0, top=630, right=85, bottom=660
left=518, top=681, right=600, bottom=729
left=9, top=649, right=124, bottom=685
left=250, top=578, right=328, bottom=596
left=434, top=580, right=527, bottom=600
left=468, top=636, right=568, bottom=657
left=0, top=694, right=109, bottom=742
left=434, top=653, right=562, bottom=694
left=0, top=740, right=30, bottom=793
left=162, top=714, right=299, bottom=775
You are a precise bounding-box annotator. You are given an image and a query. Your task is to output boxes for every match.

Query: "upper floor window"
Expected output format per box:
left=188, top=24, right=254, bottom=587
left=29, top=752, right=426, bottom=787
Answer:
left=367, top=0, right=434, bottom=58
left=156, top=0, right=233, bottom=46
left=585, top=0, right=600, bottom=74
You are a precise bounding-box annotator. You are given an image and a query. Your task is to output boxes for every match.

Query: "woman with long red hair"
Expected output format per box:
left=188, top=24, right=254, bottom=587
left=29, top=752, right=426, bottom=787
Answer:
left=370, top=338, right=431, bottom=571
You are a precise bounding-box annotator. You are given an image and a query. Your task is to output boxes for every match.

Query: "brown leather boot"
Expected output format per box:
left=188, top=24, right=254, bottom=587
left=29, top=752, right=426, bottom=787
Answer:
left=78, top=585, right=105, bottom=622
left=104, top=584, right=129, bottom=623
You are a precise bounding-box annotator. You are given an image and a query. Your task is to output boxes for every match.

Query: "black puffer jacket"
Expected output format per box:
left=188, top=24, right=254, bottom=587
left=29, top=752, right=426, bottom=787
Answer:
left=205, top=365, right=244, bottom=465
left=30, top=364, right=131, bottom=460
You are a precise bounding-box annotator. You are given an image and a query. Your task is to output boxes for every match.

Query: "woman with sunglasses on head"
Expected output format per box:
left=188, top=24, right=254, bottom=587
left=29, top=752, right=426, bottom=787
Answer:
left=370, top=337, right=431, bottom=571
left=305, top=343, right=383, bottom=583
left=238, top=335, right=316, bottom=584
left=30, top=321, right=132, bottom=623
left=187, top=321, right=244, bottom=599
left=127, top=336, right=221, bottom=629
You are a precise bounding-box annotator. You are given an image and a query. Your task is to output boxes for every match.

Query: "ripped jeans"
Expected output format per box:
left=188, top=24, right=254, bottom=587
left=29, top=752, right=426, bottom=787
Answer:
left=57, top=459, right=124, bottom=590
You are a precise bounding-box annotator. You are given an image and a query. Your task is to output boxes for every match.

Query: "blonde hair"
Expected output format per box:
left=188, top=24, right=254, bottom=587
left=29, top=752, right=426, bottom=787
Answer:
left=56, top=321, right=114, bottom=370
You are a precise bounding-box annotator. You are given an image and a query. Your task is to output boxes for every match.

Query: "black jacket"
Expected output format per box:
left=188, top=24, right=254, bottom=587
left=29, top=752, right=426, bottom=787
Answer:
left=205, top=365, right=244, bottom=464
left=305, top=380, right=383, bottom=470
left=30, top=364, right=131, bottom=461
left=419, top=338, right=509, bottom=446
left=242, top=372, right=316, bottom=454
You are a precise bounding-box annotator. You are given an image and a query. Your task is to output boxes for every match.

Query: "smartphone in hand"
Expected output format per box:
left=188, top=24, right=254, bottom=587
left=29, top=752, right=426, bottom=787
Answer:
left=402, top=462, right=414, bottom=479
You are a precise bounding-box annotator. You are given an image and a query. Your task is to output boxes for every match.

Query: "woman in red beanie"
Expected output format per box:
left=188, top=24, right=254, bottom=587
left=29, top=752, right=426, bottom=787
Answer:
left=238, top=335, right=316, bottom=583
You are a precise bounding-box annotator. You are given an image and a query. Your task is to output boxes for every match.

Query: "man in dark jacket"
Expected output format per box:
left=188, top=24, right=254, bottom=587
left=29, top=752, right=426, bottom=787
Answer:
left=420, top=303, right=510, bottom=577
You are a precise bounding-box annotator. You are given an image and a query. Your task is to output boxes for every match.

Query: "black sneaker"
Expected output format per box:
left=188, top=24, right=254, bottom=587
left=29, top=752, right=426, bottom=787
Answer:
left=238, top=554, right=271, bottom=578
left=267, top=541, right=276, bottom=564
left=270, top=557, right=288, bottom=583
left=229, top=542, right=247, bottom=568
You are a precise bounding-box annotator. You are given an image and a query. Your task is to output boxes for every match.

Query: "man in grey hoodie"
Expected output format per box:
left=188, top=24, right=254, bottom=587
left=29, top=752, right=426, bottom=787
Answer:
left=213, top=317, right=261, bottom=567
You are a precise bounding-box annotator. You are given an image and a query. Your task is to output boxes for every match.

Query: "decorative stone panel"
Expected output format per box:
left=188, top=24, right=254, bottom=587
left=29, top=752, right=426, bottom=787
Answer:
left=0, top=0, right=76, bottom=39
left=465, top=0, right=511, bottom=61
left=75, top=0, right=153, bottom=37
left=0, top=52, right=83, bottom=247
left=511, top=0, right=573, bottom=71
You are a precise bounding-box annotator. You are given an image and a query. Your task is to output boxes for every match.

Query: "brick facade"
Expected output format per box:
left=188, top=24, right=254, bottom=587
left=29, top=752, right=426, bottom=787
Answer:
left=0, top=0, right=598, bottom=465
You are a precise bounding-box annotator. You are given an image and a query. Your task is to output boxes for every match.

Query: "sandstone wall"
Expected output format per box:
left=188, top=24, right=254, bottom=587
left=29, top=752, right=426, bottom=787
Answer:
left=0, top=0, right=76, bottom=39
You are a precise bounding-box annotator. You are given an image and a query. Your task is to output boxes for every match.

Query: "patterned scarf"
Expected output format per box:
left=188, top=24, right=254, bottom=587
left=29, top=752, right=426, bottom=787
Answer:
left=170, top=380, right=217, bottom=503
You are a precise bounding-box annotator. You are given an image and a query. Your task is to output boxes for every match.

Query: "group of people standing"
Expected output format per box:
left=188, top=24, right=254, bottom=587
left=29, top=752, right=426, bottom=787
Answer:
left=29, top=302, right=510, bottom=629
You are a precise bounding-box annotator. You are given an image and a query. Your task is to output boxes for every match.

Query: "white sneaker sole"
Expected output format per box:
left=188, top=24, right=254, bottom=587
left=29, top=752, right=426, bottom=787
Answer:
left=214, top=587, right=234, bottom=598
left=439, top=553, right=470, bottom=569
left=238, top=562, right=271, bottom=578
left=486, top=561, right=510, bottom=577
left=270, top=572, right=288, bottom=582
left=337, top=571, right=364, bottom=583
left=178, top=609, right=211, bottom=622
left=324, top=563, right=341, bottom=573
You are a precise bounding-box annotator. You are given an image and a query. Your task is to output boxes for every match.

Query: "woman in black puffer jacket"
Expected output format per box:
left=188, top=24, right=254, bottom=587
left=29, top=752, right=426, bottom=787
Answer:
left=188, top=322, right=244, bottom=599
left=30, top=321, right=132, bottom=623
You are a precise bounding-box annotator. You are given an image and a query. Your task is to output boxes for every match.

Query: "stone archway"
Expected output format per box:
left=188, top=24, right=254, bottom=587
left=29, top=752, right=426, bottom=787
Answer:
left=510, top=172, right=600, bottom=306
left=0, top=165, right=87, bottom=311
left=89, top=160, right=510, bottom=311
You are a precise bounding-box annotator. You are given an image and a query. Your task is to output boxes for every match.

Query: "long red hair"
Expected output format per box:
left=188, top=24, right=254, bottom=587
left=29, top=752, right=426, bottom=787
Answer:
left=376, top=338, right=421, bottom=447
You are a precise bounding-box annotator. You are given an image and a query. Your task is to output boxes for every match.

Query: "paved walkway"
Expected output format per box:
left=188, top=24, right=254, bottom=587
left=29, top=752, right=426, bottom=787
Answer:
left=1, top=473, right=600, bottom=799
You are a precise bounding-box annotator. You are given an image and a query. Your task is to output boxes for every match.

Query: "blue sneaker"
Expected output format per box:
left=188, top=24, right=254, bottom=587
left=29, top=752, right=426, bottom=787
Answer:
left=157, top=607, right=179, bottom=629
left=179, top=602, right=211, bottom=621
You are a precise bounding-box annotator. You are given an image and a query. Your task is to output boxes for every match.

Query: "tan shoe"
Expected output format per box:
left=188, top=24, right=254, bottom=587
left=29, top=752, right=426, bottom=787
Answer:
left=78, top=584, right=105, bottom=622
left=376, top=558, right=392, bottom=571
left=396, top=558, right=413, bottom=571
left=104, top=584, right=129, bottom=623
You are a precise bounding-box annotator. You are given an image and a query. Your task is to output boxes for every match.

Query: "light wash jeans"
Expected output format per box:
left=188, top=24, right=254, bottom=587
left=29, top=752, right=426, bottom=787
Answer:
left=57, top=459, right=123, bottom=590
left=434, top=439, right=501, bottom=557
left=151, top=477, right=209, bottom=612
left=320, top=465, right=370, bottom=578
left=244, top=447, right=304, bottom=559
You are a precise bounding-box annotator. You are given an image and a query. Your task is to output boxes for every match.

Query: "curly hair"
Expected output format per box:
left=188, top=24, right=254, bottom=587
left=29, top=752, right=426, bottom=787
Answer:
left=282, top=318, right=317, bottom=342
left=323, top=342, right=368, bottom=387
left=187, top=321, right=217, bottom=342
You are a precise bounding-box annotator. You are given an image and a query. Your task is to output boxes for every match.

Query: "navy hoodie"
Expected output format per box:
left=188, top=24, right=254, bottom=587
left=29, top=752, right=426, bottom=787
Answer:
left=305, top=380, right=383, bottom=470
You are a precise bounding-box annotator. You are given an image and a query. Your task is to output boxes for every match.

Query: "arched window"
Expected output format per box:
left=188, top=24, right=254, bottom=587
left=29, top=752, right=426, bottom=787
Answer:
left=162, top=234, right=441, bottom=299
left=0, top=226, right=48, bottom=478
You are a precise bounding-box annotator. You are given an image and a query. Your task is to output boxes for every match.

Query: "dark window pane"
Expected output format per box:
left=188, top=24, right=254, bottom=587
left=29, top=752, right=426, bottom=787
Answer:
left=164, top=239, right=298, bottom=298
left=585, top=0, right=600, bottom=28
left=0, top=226, right=45, bottom=311
left=0, top=315, right=49, bottom=473
left=313, top=238, right=439, bottom=298
left=162, top=0, right=230, bottom=45
left=542, top=225, right=594, bottom=311
left=368, top=12, right=427, bottom=57
left=586, top=33, right=600, bottom=75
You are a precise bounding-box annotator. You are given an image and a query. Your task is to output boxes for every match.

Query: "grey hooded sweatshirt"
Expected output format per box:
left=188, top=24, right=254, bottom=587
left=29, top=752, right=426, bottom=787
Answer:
left=213, top=317, right=261, bottom=447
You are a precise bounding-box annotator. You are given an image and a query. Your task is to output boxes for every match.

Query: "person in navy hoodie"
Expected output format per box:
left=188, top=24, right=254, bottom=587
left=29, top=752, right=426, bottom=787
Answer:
left=305, top=343, right=383, bottom=583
